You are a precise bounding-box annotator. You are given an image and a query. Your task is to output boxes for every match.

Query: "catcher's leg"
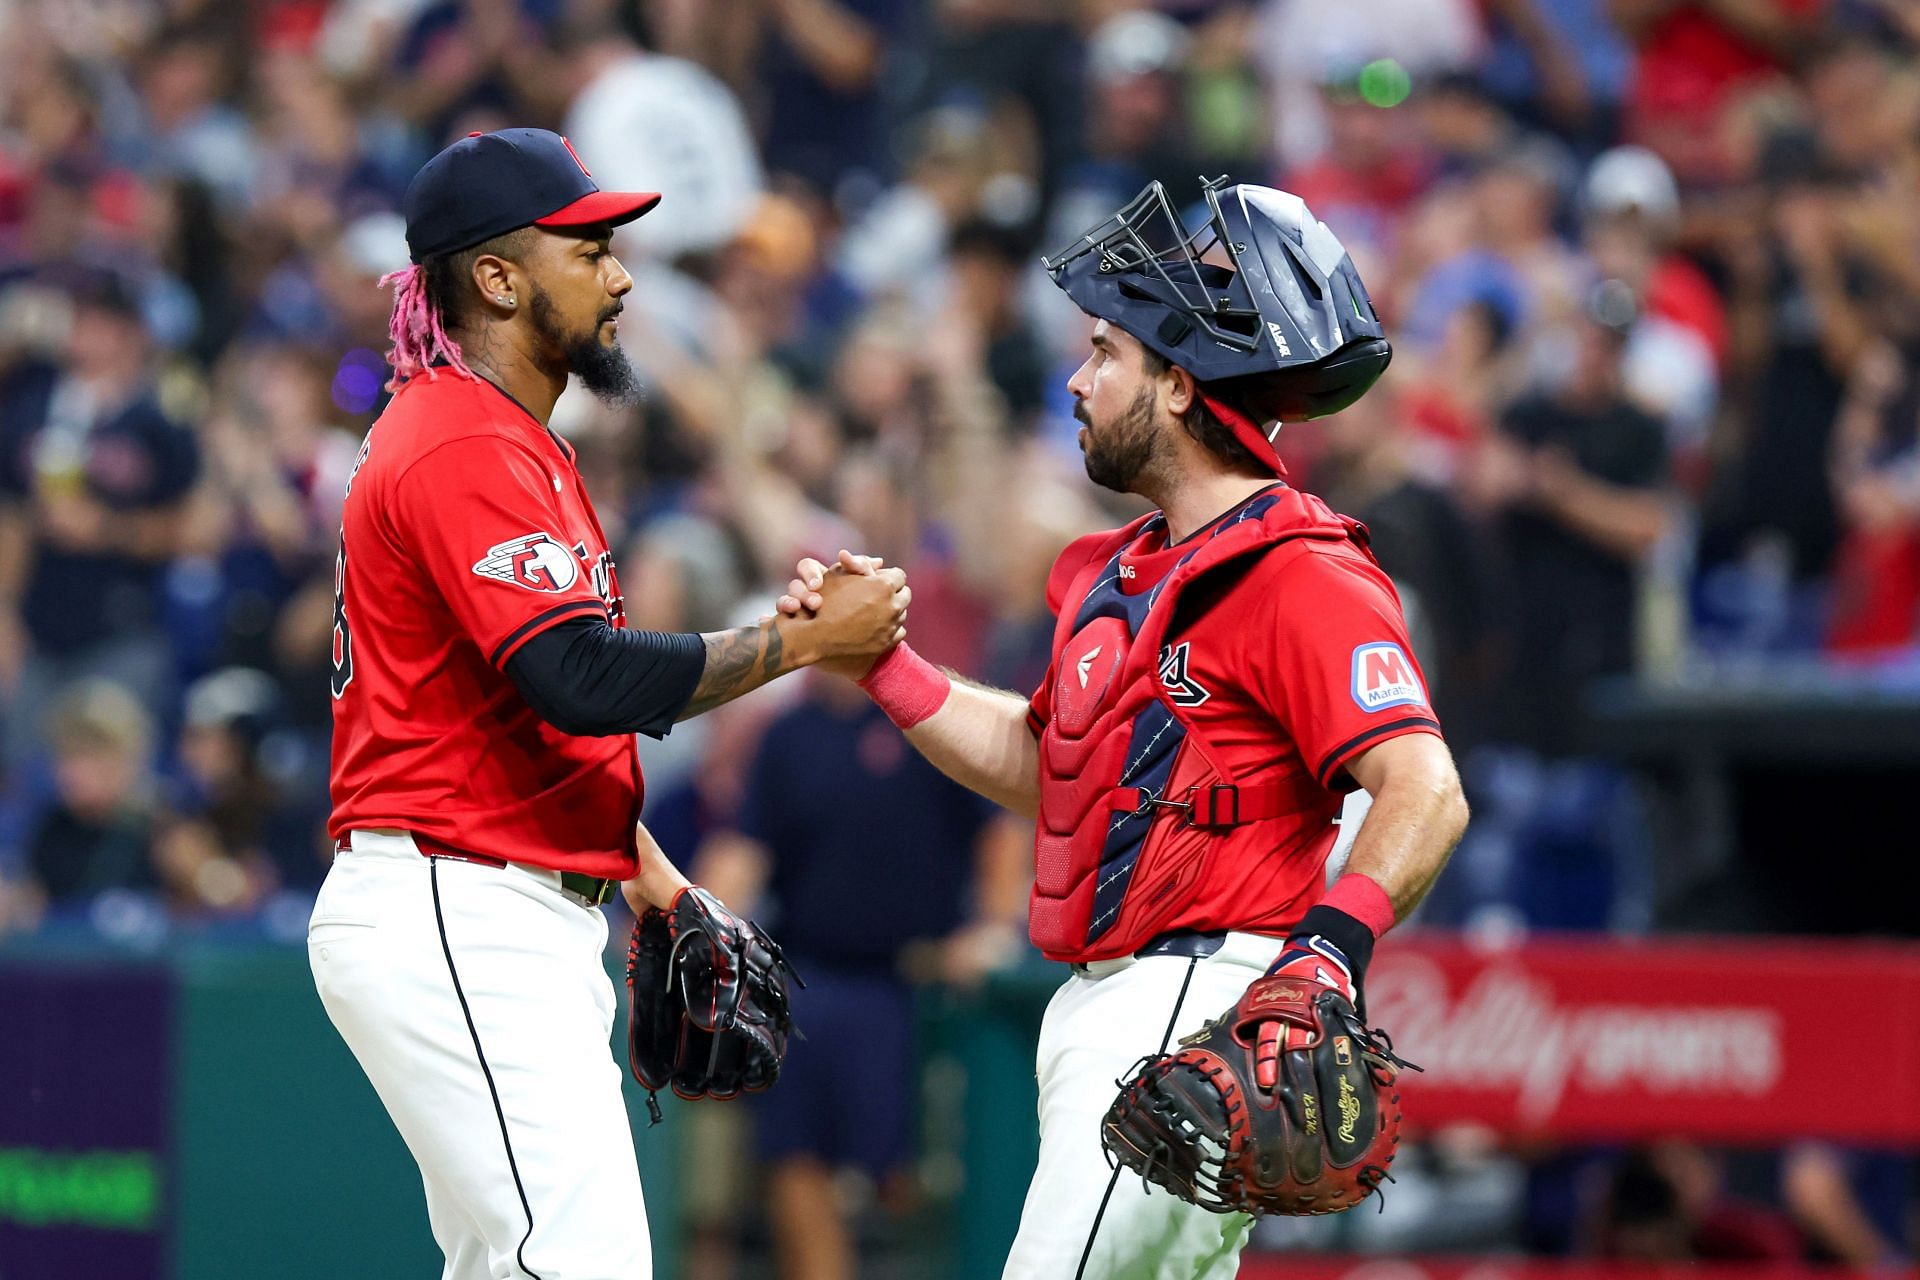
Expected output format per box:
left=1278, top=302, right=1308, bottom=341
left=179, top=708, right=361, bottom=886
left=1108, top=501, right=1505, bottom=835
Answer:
left=309, top=834, right=651, bottom=1279
left=1002, top=937, right=1278, bottom=1280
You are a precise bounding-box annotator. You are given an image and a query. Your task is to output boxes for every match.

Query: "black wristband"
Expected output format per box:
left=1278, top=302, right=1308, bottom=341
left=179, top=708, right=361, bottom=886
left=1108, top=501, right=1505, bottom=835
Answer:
left=1292, top=903, right=1377, bottom=992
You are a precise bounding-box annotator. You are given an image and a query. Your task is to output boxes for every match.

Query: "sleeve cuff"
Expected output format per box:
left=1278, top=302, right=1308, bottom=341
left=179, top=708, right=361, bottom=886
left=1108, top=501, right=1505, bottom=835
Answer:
left=1313, top=716, right=1443, bottom=791
left=489, top=600, right=608, bottom=668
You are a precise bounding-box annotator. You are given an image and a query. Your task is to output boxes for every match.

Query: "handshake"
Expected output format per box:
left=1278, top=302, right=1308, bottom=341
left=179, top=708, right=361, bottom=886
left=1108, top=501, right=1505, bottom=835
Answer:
left=771, top=549, right=909, bottom=679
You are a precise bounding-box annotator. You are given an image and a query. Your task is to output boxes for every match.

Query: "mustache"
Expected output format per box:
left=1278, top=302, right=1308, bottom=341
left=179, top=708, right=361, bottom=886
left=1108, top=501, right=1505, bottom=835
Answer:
left=1073, top=400, right=1091, bottom=426
left=600, top=303, right=624, bottom=324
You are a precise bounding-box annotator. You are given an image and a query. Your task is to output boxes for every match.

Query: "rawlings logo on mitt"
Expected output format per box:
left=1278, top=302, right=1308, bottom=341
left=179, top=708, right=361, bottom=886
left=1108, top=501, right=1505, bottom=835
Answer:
left=1101, top=976, right=1415, bottom=1217
left=625, top=886, right=801, bottom=1122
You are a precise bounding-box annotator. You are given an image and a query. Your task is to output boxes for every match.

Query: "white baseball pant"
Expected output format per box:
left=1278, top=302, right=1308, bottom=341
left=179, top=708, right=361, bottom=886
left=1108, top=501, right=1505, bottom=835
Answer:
left=309, top=830, right=650, bottom=1279
left=1002, top=931, right=1285, bottom=1280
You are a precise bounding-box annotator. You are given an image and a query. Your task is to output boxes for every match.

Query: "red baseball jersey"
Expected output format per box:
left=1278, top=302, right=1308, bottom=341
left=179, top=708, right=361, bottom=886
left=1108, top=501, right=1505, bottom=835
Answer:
left=1028, top=492, right=1441, bottom=942
left=328, top=374, right=641, bottom=879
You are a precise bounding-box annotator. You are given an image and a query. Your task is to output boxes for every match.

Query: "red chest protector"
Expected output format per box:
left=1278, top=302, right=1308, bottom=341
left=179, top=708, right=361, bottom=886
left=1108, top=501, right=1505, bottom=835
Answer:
left=1030, top=488, right=1374, bottom=963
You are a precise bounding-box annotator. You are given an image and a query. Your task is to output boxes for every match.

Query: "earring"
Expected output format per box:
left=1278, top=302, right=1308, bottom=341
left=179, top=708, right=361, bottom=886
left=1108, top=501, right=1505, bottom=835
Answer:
left=497, top=296, right=514, bottom=307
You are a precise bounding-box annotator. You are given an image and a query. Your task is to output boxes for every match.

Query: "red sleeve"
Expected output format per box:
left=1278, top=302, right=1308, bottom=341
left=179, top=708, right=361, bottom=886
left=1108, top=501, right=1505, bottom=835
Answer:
left=1027, top=529, right=1118, bottom=733
left=1247, top=548, right=1443, bottom=791
left=390, top=436, right=607, bottom=668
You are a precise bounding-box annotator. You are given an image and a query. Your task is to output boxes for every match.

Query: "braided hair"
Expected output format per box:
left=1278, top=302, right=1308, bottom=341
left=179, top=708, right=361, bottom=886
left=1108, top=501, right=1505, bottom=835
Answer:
left=377, top=228, right=534, bottom=390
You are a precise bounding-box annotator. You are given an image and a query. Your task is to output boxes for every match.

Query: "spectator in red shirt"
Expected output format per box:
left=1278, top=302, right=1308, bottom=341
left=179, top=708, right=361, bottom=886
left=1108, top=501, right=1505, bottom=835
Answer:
left=1825, top=339, right=1920, bottom=655
left=1611, top=0, right=1827, bottom=185
left=1284, top=69, right=1436, bottom=263
left=1593, top=1142, right=1803, bottom=1262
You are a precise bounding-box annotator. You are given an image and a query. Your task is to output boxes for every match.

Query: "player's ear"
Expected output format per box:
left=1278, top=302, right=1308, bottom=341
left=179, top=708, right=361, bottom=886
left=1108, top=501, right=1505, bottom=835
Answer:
left=1164, top=364, right=1198, bottom=418
left=470, top=254, right=519, bottom=315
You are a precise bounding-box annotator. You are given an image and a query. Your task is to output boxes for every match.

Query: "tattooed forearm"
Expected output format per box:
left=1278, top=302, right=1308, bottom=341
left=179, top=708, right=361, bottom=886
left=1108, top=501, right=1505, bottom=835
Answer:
left=677, top=622, right=788, bottom=720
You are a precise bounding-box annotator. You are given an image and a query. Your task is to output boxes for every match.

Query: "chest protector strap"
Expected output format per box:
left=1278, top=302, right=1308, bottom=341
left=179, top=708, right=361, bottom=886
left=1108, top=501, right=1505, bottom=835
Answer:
left=1111, top=780, right=1298, bottom=828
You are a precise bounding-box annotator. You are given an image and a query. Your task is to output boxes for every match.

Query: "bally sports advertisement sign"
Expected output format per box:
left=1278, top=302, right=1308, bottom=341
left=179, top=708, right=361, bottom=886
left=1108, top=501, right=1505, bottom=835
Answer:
left=1366, top=937, right=1920, bottom=1145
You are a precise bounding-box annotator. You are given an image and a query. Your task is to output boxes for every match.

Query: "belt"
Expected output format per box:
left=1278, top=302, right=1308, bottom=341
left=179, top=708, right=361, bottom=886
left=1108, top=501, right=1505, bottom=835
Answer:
left=1071, top=929, right=1226, bottom=977
left=336, top=833, right=619, bottom=909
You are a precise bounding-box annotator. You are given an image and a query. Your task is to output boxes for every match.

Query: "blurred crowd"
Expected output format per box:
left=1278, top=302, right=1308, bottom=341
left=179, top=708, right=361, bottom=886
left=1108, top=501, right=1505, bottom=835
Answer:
left=3, top=0, right=1920, bottom=1271
left=9, top=0, right=1920, bottom=931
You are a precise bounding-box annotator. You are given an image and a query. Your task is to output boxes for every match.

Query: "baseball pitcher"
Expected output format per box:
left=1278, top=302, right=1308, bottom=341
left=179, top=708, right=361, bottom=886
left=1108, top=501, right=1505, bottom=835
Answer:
left=311, top=129, right=906, bottom=1280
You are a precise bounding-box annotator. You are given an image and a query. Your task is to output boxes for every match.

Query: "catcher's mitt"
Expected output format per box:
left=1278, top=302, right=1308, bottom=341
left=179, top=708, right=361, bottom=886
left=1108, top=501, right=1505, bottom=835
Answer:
left=1101, top=975, right=1414, bottom=1216
left=625, top=886, right=801, bottom=1122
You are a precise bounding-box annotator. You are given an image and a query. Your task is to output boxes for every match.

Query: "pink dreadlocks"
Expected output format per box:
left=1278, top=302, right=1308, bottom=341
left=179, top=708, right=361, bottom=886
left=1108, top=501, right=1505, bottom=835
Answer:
left=379, top=264, right=478, bottom=390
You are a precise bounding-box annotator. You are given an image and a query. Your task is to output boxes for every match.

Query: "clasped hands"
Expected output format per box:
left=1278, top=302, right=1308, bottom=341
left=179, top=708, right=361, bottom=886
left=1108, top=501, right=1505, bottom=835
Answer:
left=771, top=548, right=908, bottom=678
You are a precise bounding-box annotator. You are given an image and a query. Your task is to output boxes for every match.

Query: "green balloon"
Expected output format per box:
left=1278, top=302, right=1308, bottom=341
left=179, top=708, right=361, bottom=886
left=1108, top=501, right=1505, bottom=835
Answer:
left=1357, top=58, right=1412, bottom=109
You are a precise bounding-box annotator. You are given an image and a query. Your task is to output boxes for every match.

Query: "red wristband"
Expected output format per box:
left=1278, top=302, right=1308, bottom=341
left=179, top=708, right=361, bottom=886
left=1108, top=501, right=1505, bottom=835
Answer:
left=1320, top=872, right=1396, bottom=939
left=856, top=643, right=951, bottom=730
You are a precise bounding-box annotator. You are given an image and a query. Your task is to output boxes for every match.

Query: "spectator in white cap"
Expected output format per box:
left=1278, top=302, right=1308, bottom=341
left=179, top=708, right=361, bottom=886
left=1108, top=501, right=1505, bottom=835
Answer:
left=1582, top=145, right=1726, bottom=463
left=1041, top=11, right=1196, bottom=275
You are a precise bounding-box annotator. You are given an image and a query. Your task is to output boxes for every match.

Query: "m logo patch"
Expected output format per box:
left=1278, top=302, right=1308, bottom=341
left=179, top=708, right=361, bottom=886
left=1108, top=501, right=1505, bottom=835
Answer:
left=473, top=533, right=580, bottom=593
left=1350, top=642, right=1425, bottom=712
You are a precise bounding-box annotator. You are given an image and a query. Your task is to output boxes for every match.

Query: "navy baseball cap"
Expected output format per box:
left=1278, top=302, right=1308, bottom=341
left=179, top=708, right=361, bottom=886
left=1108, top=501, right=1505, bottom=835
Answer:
left=401, top=128, right=662, bottom=263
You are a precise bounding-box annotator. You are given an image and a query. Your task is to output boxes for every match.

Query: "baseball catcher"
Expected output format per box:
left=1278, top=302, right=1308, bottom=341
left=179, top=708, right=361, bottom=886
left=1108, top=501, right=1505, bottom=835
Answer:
left=774, top=175, right=1468, bottom=1277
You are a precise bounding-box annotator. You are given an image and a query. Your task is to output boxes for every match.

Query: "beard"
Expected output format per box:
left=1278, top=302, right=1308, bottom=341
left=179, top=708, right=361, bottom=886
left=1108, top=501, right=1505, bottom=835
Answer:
left=529, top=284, right=640, bottom=406
left=1078, top=385, right=1164, bottom=493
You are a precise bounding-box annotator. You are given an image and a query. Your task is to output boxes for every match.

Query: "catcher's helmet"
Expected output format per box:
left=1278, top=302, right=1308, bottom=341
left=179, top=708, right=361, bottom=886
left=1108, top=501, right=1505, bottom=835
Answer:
left=1045, top=177, right=1391, bottom=472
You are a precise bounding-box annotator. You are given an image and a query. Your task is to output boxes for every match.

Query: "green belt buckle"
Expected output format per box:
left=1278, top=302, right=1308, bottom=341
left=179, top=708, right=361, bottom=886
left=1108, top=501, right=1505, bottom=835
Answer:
left=560, top=871, right=616, bottom=906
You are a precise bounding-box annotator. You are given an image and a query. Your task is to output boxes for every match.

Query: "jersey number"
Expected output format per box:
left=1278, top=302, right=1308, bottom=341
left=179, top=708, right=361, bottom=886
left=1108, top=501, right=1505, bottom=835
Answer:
left=331, top=533, right=354, bottom=698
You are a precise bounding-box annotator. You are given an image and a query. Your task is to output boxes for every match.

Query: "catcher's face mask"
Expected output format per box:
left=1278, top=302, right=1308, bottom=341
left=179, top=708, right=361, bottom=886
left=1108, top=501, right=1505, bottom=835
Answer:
left=1046, top=177, right=1393, bottom=470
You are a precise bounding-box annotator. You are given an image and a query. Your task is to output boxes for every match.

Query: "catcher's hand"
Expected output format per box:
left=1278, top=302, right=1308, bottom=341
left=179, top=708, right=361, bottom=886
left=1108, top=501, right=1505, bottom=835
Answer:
left=1258, top=934, right=1360, bottom=1084
left=1100, top=968, right=1414, bottom=1217
left=625, top=886, right=801, bottom=1122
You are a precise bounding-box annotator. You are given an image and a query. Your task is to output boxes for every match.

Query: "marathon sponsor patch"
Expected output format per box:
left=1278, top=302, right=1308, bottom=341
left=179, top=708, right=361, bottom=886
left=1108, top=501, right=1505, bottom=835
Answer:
left=472, top=532, right=580, bottom=593
left=1350, top=642, right=1425, bottom=712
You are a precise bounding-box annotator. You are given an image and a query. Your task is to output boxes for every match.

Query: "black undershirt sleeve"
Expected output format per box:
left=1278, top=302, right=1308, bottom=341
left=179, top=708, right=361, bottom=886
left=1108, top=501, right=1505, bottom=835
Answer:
left=505, top=617, right=705, bottom=738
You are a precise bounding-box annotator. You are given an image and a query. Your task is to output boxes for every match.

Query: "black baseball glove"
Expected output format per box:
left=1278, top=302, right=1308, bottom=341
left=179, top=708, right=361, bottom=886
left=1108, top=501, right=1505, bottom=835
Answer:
left=625, top=886, right=800, bottom=1122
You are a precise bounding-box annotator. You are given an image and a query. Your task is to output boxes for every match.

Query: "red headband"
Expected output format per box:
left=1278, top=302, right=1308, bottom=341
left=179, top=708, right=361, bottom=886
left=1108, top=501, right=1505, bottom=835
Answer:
left=1200, top=392, right=1287, bottom=477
